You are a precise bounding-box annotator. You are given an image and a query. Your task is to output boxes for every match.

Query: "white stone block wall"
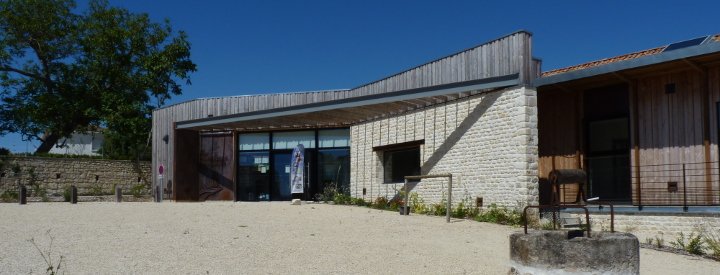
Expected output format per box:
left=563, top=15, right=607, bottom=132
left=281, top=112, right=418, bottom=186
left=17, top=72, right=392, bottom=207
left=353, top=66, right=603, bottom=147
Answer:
left=350, top=86, right=539, bottom=209
left=575, top=212, right=720, bottom=243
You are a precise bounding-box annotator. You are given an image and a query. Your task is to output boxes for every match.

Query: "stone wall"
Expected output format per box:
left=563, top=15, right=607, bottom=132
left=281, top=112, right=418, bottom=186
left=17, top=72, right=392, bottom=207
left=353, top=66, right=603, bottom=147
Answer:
left=0, top=156, right=151, bottom=197
left=580, top=212, right=720, bottom=242
left=349, top=86, right=539, bottom=209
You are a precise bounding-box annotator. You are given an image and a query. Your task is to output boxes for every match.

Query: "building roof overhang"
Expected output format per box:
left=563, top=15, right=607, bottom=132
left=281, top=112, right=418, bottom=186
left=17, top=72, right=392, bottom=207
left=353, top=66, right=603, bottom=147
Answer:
left=534, top=42, right=720, bottom=87
left=176, top=73, right=520, bottom=131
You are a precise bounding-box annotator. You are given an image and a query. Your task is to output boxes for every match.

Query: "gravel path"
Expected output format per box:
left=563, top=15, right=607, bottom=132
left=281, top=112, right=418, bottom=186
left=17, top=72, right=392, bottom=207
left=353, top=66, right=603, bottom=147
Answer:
left=1, top=202, right=718, bottom=274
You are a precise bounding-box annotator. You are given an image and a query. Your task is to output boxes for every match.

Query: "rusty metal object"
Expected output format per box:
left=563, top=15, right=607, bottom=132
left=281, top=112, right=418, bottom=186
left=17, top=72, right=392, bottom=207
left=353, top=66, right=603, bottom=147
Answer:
left=524, top=205, right=591, bottom=238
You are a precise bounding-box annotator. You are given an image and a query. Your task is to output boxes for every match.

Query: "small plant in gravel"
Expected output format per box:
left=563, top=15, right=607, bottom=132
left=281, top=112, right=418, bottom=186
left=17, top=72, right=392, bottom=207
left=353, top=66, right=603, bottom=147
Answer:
left=705, top=230, right=720, bottom=259
left=333, top=192, right=352, bottom=205
left=27, top=168, right=48, bottom=201
left=451, top=198, right=479, bottom=219
left=0, top=189, right=18, bottom=202
left=350, top=197, right=368, bottom=206
left=372, top=196, right=388, bottom=209
left=409, top=192, right=428, bottom=214
left=474, top=203, right=523, bottom=226
left=62, top=186, right=72, bottom=202
left=655, top=233, right=665, bottom=248
left=29, top=230, right=64, bottom=275
left=130, top=183, right=147, bottom=198
left=671, top=231, right=706, bottom=255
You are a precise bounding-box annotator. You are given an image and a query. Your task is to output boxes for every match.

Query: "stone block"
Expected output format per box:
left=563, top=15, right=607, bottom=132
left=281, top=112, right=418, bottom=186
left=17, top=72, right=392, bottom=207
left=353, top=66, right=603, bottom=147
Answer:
left=509, top=231, right=639, bottom=275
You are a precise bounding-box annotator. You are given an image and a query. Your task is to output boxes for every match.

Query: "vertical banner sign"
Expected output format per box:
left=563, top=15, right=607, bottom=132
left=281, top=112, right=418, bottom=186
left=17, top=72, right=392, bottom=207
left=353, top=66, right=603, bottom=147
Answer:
left=290, top=144, right=305, bottom=194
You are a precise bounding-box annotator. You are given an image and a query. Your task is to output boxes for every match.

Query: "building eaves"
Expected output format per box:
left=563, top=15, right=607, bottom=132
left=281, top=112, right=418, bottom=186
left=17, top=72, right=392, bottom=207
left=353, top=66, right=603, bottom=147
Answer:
left=535, top=36, right=720, bottom=87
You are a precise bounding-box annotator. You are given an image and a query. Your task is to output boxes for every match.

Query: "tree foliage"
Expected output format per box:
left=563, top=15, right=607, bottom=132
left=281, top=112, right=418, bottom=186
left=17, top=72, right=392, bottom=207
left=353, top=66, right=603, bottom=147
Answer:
left=0, top=0, right=196, bottom=156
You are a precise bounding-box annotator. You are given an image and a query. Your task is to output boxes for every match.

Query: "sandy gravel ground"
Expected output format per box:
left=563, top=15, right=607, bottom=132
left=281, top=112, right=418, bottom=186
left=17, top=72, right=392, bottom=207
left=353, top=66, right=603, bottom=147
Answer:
left=0, top=202, right=719, bottom=274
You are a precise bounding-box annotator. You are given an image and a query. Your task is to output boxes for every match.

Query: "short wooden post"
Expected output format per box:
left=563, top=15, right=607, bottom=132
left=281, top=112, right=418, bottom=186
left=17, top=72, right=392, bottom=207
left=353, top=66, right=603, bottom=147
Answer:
left=71, top=185, right=78, bottom=204
left=19, top=185, right=26, bottom=205
left=115, top=186, right=122, bottom=203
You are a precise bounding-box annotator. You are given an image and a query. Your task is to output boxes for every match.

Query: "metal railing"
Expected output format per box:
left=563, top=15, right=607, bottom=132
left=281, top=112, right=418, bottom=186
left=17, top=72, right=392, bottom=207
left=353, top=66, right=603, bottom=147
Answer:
left=634, top=161, right=720, bottom=210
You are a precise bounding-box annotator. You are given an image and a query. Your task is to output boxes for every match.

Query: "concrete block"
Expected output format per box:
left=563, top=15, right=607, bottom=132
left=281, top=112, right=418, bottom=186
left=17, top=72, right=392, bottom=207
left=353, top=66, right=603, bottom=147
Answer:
left=291, top=199, right=302, bottom=205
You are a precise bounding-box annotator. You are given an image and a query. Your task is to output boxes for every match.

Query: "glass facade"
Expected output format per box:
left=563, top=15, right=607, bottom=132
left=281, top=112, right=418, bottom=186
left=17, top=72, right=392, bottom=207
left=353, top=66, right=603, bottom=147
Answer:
left=237, top=129, right=350, bottom=201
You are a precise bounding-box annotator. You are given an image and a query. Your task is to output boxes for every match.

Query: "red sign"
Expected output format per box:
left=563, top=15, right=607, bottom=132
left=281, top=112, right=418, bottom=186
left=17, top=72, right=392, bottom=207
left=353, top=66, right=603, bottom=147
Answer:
left=159, top=164, right=164, bottom=175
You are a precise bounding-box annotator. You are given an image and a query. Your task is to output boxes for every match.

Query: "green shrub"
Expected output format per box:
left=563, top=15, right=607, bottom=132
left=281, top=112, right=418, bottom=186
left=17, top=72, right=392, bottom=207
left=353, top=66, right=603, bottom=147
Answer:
left=0, top=147, right=10, bottom=156
left=431, top=199, right=447, bottom=216
left=89, top=184, right=104, bottom=196
left=333, top=192, right=352, bottom=205
left=0, top=190, right=18, bottom=202
left=62, top=186, right=72, bottom=202
left=451, top=198, right=479, bottom=219
left=350, top=197, right=368, bottom=206
left=372, top=196, right=388, bottom=209
left=321, top=185, right=337, bottom=202
left=671, top=232, right=706, bottom=255
left=388, top=196, right=403, bottom=211
left=704, top=231, right=720, bottom=259
left=130, top=184, right=147, bottom=197
left=409, top=192, right=428, bottom=214
left=474, top=203, right=523, bottom=226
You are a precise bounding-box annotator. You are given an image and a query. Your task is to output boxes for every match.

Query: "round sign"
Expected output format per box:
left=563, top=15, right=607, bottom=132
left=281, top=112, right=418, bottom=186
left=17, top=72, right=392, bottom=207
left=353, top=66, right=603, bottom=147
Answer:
left=158, top=164, right=164, bottom=175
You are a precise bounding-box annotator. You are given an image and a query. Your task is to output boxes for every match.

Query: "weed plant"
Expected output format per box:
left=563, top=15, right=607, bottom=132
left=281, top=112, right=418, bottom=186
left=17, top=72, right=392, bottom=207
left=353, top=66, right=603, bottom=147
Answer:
left=671, top=231, right=706, bottom=255
left=706, top=230, right=720, bottom=259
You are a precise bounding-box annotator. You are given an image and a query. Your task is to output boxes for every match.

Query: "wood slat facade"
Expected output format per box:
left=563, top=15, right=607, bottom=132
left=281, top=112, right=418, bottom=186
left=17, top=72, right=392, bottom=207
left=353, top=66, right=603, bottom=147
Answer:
left=538, top=56, right=720, bottom=206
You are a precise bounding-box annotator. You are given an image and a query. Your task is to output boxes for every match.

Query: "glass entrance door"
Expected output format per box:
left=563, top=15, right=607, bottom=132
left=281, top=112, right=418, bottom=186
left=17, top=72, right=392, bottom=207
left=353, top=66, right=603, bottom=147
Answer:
left=271, top=151, right=292, bottom=201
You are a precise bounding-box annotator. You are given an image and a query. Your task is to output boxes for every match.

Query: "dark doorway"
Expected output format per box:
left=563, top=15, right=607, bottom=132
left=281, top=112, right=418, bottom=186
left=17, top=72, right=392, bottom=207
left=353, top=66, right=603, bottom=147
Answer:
left=584, top=84, right=631, bottom=202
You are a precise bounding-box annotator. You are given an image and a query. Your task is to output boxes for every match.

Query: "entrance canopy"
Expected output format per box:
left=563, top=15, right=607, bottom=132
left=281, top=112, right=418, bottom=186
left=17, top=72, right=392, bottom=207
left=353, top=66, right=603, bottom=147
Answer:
left=176, top=73, right=520, bottom=131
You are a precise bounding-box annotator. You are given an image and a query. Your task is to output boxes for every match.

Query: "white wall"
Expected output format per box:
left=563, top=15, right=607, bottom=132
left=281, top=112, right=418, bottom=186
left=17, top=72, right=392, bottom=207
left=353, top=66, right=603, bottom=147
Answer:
left=350, top=86, right=539, bottom=209
left=49, top=132, right=104, bottom=156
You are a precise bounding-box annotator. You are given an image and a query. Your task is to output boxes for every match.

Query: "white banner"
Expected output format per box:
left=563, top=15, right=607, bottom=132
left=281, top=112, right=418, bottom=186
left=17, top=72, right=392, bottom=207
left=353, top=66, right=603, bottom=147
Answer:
left=290, top=144, right=305, bottom=194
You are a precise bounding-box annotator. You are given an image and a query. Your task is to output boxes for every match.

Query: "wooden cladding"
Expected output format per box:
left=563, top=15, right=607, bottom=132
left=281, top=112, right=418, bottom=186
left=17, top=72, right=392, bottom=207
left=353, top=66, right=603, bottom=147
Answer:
left=538, top=64, right=720, bottom=206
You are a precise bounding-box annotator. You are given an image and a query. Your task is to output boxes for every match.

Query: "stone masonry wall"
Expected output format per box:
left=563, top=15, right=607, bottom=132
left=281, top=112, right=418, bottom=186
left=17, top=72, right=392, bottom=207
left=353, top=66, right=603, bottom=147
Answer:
left=0, top=156, right=151, bottom=197
left=350, top=86, right=539, bottom=209
left=578, top=212, right=720, bottom=242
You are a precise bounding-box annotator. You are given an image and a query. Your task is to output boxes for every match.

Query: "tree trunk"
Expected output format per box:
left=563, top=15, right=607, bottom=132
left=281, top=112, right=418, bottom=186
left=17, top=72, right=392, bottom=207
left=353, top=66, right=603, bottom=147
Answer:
left=35, top=133, right=60, bottom=153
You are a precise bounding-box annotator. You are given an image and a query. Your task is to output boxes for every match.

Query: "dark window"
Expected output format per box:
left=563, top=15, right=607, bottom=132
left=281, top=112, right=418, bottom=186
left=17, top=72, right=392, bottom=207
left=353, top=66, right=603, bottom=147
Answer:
left=383, top=147, right=420, bottom=183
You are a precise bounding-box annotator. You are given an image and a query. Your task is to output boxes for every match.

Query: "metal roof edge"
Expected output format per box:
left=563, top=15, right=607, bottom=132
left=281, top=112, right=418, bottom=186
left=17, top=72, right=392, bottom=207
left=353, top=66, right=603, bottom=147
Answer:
left=176, top=73, right=520, bottom=129
left=152, top=89, right=351, bottom=112
left=534, top=42, right=720, bottom=87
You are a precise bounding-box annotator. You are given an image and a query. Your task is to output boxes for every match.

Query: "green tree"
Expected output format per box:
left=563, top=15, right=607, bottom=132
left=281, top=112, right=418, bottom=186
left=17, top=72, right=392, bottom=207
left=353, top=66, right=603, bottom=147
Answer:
left=0, top=0, right=196, bottom=155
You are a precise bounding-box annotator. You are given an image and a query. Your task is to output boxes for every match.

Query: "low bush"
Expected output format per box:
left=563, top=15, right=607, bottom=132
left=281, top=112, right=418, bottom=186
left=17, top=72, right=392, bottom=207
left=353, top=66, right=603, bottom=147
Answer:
left=372, top=196, right=388, bottom=209
left=0, top=190, right=18, bottom=202
left=671, top=231, right=706, bottom=255
left=451, top=198, right=479, bottom=219
left=474, top=203, right=523, bottom=226
left=333, top=192, right=352, bottom=205
left=62, top=186, right=72, bottom=202
left=705, top=231, right=720, bottom=259
left=130, top=184, right=147, bottom=198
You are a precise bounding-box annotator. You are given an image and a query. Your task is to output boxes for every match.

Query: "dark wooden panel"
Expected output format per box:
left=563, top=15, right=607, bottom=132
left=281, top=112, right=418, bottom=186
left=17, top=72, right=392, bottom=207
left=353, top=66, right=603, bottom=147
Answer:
left=198, top=132, right=235, bottom=201
left=173, top=129, right=199, bottom=201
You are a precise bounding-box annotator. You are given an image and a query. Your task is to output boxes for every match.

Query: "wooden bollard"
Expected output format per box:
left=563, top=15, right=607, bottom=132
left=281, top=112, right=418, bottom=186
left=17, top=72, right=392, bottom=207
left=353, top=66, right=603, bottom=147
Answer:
left=115, top=186, right=122, bottom=202
left=155, top=185, right=161, bottom=202
left=71, top=186, right=78, bottom=204
left=19, top=185, right=26, bottom=205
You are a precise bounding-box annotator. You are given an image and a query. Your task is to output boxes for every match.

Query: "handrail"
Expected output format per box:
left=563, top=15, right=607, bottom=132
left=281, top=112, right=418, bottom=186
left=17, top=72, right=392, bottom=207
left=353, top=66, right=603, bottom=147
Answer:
left=404, top=173, right=453, bottom=223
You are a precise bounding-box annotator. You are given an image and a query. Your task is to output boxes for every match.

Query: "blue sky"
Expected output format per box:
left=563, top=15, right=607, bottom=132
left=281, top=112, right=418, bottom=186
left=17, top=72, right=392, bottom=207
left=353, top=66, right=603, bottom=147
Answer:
left=2, top=0, right=719, bottom=152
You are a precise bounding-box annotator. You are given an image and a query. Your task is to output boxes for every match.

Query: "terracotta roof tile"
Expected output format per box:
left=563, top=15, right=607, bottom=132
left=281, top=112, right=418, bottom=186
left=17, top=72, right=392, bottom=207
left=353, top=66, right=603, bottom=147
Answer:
left=541, top=34, right=720, bottom=77
left=541, top=47, right=665, bottom=77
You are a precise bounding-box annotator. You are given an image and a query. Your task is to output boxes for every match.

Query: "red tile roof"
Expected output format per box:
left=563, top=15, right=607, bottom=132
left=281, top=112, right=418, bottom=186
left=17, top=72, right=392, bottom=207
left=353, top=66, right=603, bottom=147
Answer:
left=541, top=34, right=719, bottom=77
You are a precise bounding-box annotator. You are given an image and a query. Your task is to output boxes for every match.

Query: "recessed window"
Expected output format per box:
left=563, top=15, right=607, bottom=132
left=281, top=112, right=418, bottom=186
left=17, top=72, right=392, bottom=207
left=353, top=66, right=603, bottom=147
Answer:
left=383, top=147, right=420, bottom=183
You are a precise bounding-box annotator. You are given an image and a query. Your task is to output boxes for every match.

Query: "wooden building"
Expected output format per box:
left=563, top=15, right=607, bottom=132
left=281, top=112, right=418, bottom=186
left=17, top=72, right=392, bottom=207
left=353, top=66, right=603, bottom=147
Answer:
left=535, top=35, right=720, bottom=207
left=152, top=31, right=720, bottom=209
